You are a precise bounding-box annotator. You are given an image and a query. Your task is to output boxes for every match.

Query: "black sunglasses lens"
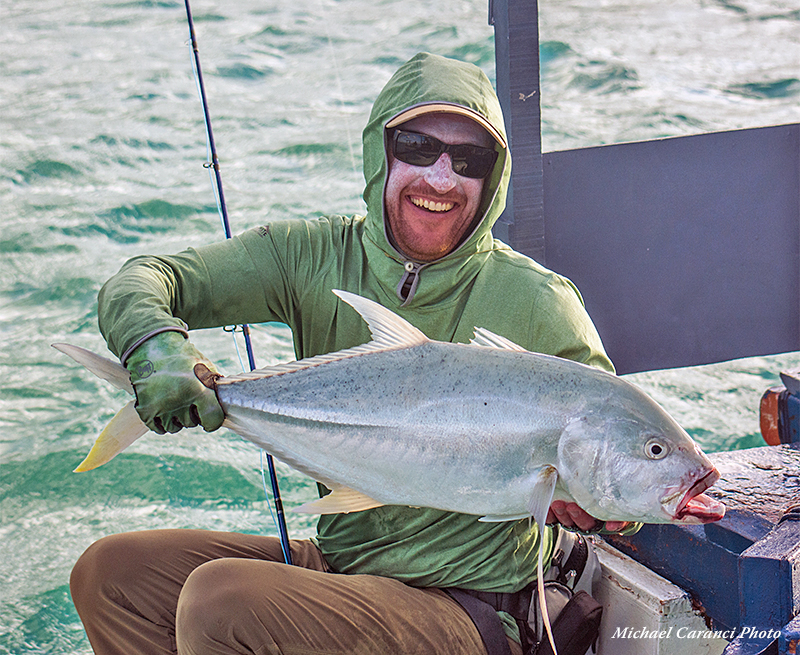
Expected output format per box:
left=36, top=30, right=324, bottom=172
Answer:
left=393, top=132, right=441, bottom=166
left=451, top=146, right=497, bottom=178
left=392, top=130, right=496, bottom=179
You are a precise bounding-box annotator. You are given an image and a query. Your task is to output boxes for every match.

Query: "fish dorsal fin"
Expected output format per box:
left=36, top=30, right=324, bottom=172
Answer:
left=220, top=291, right=428, bottom=386
left=293, top=486, right=385, bottom=514
left=470, top=327, right=528, bottom=352
left=333, top=289, right=428, bottom=349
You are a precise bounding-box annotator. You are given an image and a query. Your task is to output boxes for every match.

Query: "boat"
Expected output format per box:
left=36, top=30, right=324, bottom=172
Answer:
left=488, top=0, right=800, bottom=653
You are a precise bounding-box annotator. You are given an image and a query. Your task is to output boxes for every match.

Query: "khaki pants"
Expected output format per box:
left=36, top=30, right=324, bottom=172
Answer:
left=70, top=529, right=523, bottom=655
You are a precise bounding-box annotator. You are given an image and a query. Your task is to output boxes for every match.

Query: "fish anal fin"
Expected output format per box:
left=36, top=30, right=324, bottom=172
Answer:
left=293, top=486, right=385, bottom=515
left=74, top=401, right=149, bottom=472
left=478, top=513, right=531, bottom=522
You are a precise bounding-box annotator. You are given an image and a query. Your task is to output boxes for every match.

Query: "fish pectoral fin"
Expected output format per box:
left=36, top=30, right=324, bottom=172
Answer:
left=52, top=343, right=134, bottom=395
left=74, top=401, right=149, bottom=472
left=528, top=465, right=559, bottom=528
left=293, top=486, right=385, bottom=515
left=528, top=465, right=560, bottom=655
left=478, top=468, right=560, bottom=524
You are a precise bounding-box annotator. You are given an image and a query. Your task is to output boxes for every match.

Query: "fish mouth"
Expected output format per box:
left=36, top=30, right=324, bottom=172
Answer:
left=667, top=468, right=725, bottom=524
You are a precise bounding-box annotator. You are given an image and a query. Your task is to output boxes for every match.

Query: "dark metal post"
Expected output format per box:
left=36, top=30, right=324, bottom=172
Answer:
left=489, top=0, right=545, bottom=264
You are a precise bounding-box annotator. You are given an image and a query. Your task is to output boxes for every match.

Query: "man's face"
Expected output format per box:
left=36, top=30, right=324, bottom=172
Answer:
left=384, top=113, right=494, bottom=262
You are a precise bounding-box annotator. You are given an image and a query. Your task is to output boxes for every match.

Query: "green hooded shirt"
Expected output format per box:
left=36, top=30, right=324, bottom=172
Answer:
left=98, top=53, right=615, bottom=594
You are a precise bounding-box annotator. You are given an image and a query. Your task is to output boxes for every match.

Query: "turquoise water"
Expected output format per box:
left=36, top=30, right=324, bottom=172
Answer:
left=1, top=0, right=798, bottom=652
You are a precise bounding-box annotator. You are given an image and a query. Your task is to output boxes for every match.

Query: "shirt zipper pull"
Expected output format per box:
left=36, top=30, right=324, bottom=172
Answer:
left=397, top=261, right=422, bottom=305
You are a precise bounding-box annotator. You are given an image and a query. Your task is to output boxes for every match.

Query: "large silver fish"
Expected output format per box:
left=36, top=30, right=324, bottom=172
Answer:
left=55, top=289, right=725, bottom=655
left=54, top=289, right=724, bottom=527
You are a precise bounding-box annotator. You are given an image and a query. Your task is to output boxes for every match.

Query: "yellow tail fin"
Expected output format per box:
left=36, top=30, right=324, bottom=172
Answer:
left=73, top=401, right=149, bottom=472
left=52, top=343, right=150, bottom=472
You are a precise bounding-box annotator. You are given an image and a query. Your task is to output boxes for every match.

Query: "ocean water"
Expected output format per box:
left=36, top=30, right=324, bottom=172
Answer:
left=0, top=0, right=798, bottom=652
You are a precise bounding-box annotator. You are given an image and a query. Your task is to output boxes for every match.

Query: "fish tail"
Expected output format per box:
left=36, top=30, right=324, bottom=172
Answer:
left=52, top=343, right=134, bottom=394
left=52, top=343, right=148, bottom=471
left=73, top=401, right=149, bottom=471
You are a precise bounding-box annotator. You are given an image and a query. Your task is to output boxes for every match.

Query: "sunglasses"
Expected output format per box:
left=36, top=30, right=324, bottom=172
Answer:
left=390, top=129, right=498, bottom=179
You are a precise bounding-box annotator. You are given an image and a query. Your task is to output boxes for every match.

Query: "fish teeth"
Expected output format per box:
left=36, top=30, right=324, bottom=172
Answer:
left=411, top=197, right=454, bottom=212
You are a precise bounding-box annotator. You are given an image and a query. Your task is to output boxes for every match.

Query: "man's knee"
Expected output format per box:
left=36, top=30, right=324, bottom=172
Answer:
left=71, top=530, right=185, bottom=619
left=178, top=558, right=238, bottom=618
left=176, top=558, right=281, bottom=653
left=71, top=533, right=138, bottom=609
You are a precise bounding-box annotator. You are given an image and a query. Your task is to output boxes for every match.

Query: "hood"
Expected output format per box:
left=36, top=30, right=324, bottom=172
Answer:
left=361, top=53, right=511, bottom=280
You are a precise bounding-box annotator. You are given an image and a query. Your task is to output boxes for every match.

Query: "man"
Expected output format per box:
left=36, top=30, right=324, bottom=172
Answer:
left=71, top=52, right=634, bottom=655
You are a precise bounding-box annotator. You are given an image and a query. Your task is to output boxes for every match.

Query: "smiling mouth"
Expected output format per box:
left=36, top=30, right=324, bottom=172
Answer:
left=410, top=197, right=454, bottom=213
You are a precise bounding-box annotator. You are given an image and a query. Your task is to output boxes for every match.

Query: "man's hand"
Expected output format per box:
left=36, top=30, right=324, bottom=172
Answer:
left=547, top=500, right=630, bottom=534
left=125, top=331, right=224, bottom=434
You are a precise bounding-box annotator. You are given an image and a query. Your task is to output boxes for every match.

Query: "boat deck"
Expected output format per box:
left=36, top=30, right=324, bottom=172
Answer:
left=604, top=443, right=800, bottom=655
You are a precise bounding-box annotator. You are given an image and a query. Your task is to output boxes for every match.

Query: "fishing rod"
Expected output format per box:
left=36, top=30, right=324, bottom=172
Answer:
left=183, top=0, right=293, bottom=566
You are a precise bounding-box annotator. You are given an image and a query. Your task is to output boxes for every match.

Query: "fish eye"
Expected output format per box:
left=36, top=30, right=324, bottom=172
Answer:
left=644, top=437, right=670, bottom=460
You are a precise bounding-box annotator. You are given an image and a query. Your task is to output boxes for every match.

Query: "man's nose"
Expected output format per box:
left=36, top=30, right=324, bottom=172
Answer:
left=422, top=153, right=457, bottom=193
